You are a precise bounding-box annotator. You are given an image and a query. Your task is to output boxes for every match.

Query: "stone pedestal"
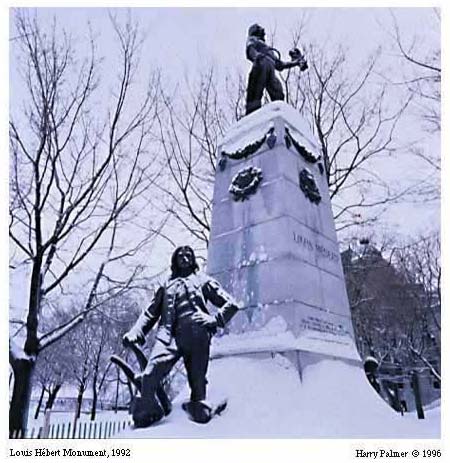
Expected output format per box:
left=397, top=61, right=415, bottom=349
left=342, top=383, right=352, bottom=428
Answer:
left=207, top=102, right=360, bottom=363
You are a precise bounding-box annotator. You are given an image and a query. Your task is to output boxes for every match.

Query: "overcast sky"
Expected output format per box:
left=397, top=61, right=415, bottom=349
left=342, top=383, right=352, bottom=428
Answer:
left=9, top=8, right=438, bottom=85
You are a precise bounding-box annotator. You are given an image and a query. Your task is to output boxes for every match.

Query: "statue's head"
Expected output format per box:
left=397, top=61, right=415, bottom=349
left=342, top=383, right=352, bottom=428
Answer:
left=170, top=245, right=199, bottom=279
left=248, top=23, right=265, bottom=40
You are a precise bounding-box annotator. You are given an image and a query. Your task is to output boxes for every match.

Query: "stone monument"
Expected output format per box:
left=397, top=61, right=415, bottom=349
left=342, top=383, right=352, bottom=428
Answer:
left=207, top=101, right=361, bottom=369
left=117, top=26, right=438, bottom=437
left=119, top=101, right=437, bottom=439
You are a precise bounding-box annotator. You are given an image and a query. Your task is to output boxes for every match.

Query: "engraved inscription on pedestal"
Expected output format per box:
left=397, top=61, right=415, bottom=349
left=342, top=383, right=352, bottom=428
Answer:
left=293, top=231, right=339, bottom=263
left=300, top=316, right=351, bottom=339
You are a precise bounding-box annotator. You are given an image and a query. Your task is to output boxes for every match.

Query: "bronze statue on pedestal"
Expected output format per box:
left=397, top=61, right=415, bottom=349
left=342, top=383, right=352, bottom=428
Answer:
left=245, top=23, right=308, bottom=115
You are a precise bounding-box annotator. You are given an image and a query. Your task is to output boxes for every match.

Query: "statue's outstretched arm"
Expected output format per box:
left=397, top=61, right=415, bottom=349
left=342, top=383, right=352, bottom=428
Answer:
left=123, top=286, right=164, bottom=345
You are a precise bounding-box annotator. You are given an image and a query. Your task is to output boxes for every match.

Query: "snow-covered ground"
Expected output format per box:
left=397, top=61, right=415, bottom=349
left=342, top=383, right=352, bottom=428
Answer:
left=120, top=355, right=440, bottom=439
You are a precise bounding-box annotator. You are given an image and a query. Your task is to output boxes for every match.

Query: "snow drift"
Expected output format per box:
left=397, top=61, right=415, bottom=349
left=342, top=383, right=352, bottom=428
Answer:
left=119, top=354, right=440, bottom=438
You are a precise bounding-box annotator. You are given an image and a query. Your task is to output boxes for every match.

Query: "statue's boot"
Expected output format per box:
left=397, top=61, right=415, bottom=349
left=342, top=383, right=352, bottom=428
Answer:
left=182, top=399, right=228, bottom=423
left=130, top=372, right=171, bottom=417
left=182, top=400, right=212, bottom=423
left=181, top=399, right=227, bottom=424
left=131, top=394, right=165, bottom=428
left=131, top=372, right=170, bottom=428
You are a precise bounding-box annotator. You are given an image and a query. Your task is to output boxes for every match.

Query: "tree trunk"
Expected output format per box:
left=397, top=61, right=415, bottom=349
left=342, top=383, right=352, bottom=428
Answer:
left=34, top=385, right=46, bottom=419
left=75, top=383, right=86, bottom=419
left=10, top=257, right=43, bottom=434
left=411, top=371, right=425, bottom=419
left=9, top=359, right=35, bottom=434
left=114, top=369, right=120, bottom=413
left=45, top=384, right=62, bottom=411
left=90, top=375, right=98, bottom=421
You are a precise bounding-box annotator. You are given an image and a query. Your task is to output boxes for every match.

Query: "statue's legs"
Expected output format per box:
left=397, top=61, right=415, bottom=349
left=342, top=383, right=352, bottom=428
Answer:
left=176, top=318, right=211, bottom=401
left=176, top=319, right=212, bottom=423
left=246, top=59, right=284, bottom=115
left=246, top=60, right=269, bottom=114
left=266, top=65, right=284, bottom=102
left=133, top=340, right=180, bottom=428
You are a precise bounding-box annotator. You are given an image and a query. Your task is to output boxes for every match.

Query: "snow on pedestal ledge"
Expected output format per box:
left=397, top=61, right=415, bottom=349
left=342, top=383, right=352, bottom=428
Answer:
left=219, top=101, right=318, bottom=156
left=119, top=355, right=440, bottom=439
left=210, top=315, right=361, bottom=361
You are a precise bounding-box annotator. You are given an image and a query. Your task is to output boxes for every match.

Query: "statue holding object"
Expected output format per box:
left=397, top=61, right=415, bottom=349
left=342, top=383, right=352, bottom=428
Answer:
left=245, top=23, right=308, bottom=115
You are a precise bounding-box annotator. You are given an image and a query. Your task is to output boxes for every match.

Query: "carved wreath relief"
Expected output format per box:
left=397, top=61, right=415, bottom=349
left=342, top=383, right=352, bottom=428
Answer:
left=299, top=168, right=321, bottom=204
left=229, top=166, right=263, bottom=201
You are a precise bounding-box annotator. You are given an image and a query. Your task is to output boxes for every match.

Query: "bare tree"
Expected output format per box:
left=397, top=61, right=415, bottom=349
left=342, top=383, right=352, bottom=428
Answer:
left=63, top=320, right=92, bottom=420
left=63, top=309, right=119, bottom=421
left=392, top=233, right=441, bottom=382
left=389, top=10, right=441, bottom=134
left=282, top=35, right=412, bottom=232
left=9, top=11, right=164, bottom=433
left=156, top=69, right=231, bottom=247
left=87, top=297, right=134, bottom=421
left=33, top=340, right=69, bottom=418
left=386, top=10, right=440, bottom=202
